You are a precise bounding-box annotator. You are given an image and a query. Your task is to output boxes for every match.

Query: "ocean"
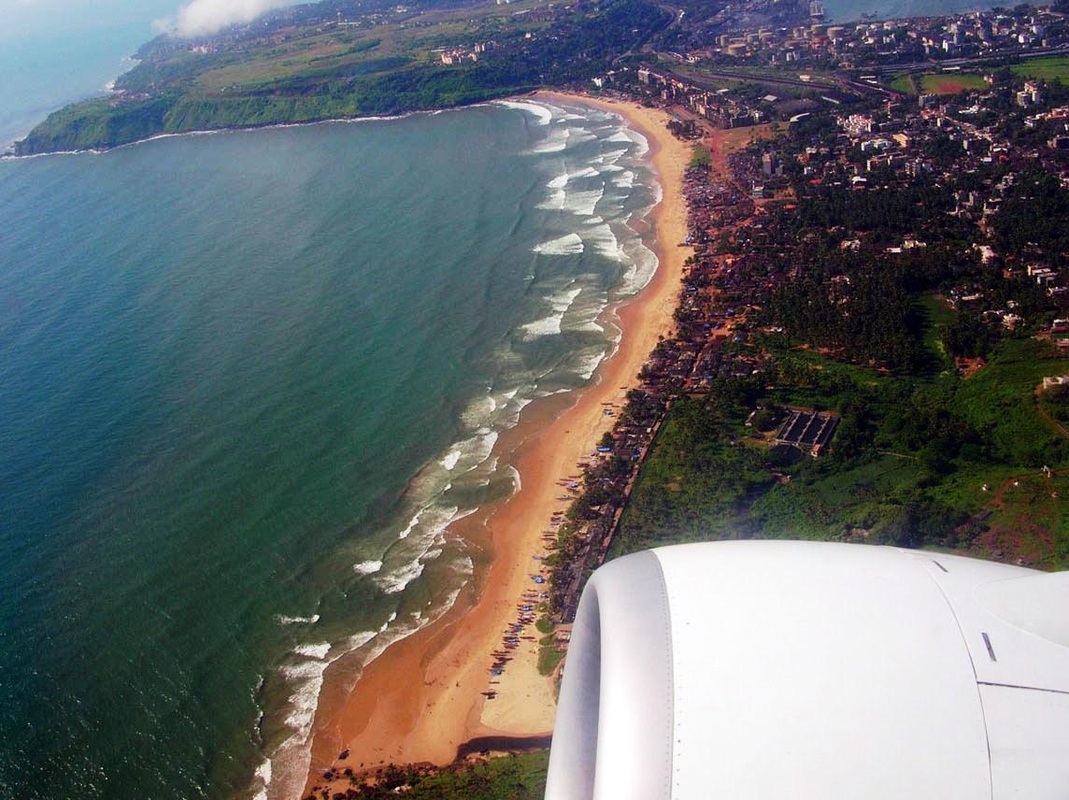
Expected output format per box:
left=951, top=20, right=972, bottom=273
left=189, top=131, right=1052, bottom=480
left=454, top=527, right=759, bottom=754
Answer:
left=0, top=0, right=182, bottom=149
left=0, top=102, right=658, bottom=799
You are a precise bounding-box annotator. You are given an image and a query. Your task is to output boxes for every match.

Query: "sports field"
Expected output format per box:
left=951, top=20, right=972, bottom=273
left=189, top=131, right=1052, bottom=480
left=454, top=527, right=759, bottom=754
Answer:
left=891, top=72, right=987, bottom=95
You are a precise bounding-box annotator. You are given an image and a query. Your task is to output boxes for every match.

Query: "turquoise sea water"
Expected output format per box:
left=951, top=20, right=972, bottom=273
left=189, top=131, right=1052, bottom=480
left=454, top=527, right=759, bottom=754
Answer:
left=0, top=0, right=310, bottom=149
left=0, top=0, right=181, bottom=148
left=0, top=101, right=657, bottom=799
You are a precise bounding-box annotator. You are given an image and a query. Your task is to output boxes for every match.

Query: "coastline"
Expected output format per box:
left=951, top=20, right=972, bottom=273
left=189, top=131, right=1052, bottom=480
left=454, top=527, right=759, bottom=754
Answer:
left=1, top=108, right=472, bottom=160
left=300, top=91, right=694, bottom=798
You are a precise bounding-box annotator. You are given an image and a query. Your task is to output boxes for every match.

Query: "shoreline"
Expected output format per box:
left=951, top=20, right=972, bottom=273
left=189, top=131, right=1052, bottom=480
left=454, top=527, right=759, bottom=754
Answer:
left=299, top=91, right=694, bottom=798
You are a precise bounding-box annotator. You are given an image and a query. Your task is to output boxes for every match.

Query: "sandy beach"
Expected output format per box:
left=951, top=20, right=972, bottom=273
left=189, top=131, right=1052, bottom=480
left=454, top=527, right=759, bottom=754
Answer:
left=301, top=92, right=694, bottom=796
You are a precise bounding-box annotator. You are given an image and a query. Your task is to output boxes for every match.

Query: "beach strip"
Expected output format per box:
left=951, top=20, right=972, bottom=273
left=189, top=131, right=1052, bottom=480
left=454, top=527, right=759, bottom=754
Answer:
left=301, top=92, right=694, bottom=795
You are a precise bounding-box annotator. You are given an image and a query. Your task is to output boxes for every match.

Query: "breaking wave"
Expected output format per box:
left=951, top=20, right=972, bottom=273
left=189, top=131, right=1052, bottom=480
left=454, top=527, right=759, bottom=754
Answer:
left=275, top=614, right=321, bottom=626
left=534, top=233, right=585, bottom=256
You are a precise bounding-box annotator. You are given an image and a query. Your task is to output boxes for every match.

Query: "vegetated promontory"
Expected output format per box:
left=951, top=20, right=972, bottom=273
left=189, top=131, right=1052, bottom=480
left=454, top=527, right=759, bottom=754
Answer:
left=12, top=0, right=674, bottom=154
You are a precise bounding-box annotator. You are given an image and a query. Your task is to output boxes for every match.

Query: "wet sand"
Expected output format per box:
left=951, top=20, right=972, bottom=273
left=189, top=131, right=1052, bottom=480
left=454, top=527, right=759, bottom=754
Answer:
left=301, top=92, right=694, bottom=796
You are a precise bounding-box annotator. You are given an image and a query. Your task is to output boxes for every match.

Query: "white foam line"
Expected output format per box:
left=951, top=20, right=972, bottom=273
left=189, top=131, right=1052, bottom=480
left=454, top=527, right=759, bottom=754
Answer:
left=519, top=285, right=583, bottom=340
left=496, top=99, right=554, bottom=126
left=537, top=187, right=567, bottom=210
left=529, top=128, right=569, bottom=154
left=533, top=232, right=584, bottom=256
left=251, top=613, right=418, bottom=800
left=375, top=559, right=425, bottom=595
left=441, top=447, right=463, bottom=471
left=275, top=613, right=320, bottom=626
left=254, top=100, right=660, bottom=800
left=585, top=220, right=624, bottom=261
left=626, top=127, right=651, bottom=157
left=251, top=760, right=271, bottom=800
left=398, top=508, right=422, bottom=540
left=505, top=464, right=522, bottom=493
left=460, top=393, right=497, bottom=429
left=374, top=505, right=478, bottom=594
left=293, top=642, right=332, bottom=660
left=576, top=352, right=605, bottom=380
left=564, top=187, right=604, bottom=217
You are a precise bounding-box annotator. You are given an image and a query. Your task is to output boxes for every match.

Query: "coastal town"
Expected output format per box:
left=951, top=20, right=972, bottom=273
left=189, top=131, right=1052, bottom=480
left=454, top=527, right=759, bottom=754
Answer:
left=304, top=3, right=1069, bottom=798
left=544, top=28, right=1069, bottom=626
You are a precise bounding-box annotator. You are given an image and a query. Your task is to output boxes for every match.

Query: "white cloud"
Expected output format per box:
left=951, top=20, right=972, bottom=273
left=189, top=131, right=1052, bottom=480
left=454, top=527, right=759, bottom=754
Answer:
left=156, top=0, right=291, bottom=37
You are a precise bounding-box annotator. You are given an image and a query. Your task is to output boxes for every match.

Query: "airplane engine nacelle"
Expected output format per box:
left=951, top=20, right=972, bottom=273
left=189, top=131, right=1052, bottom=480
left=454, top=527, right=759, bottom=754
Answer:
left=546, top=540, right=1069, bottom=800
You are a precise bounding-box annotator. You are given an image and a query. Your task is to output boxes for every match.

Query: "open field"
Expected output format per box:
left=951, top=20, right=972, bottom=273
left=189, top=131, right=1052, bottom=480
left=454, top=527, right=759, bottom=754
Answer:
left=193, top=0, right=553, bottom=92
left=1011, top=55, right=1069, bottom=82
left=919, top=294, right=956, bottom=374
left=921, top=73, right=989, bottom=94
left=891, top=72, right=988, bottom=95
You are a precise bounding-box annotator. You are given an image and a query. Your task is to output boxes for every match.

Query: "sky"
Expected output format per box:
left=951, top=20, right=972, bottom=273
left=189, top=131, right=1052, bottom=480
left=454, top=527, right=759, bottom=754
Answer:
left=0, top=0, right=301, bottom=40
left=163, top=0, right=297, bottom=36
left=0, top=0, right=171, bottom=40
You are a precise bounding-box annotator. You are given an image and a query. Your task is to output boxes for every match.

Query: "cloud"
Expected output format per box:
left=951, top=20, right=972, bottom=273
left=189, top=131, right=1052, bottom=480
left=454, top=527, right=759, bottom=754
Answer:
left=156, top=0, right=291, bottom=37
